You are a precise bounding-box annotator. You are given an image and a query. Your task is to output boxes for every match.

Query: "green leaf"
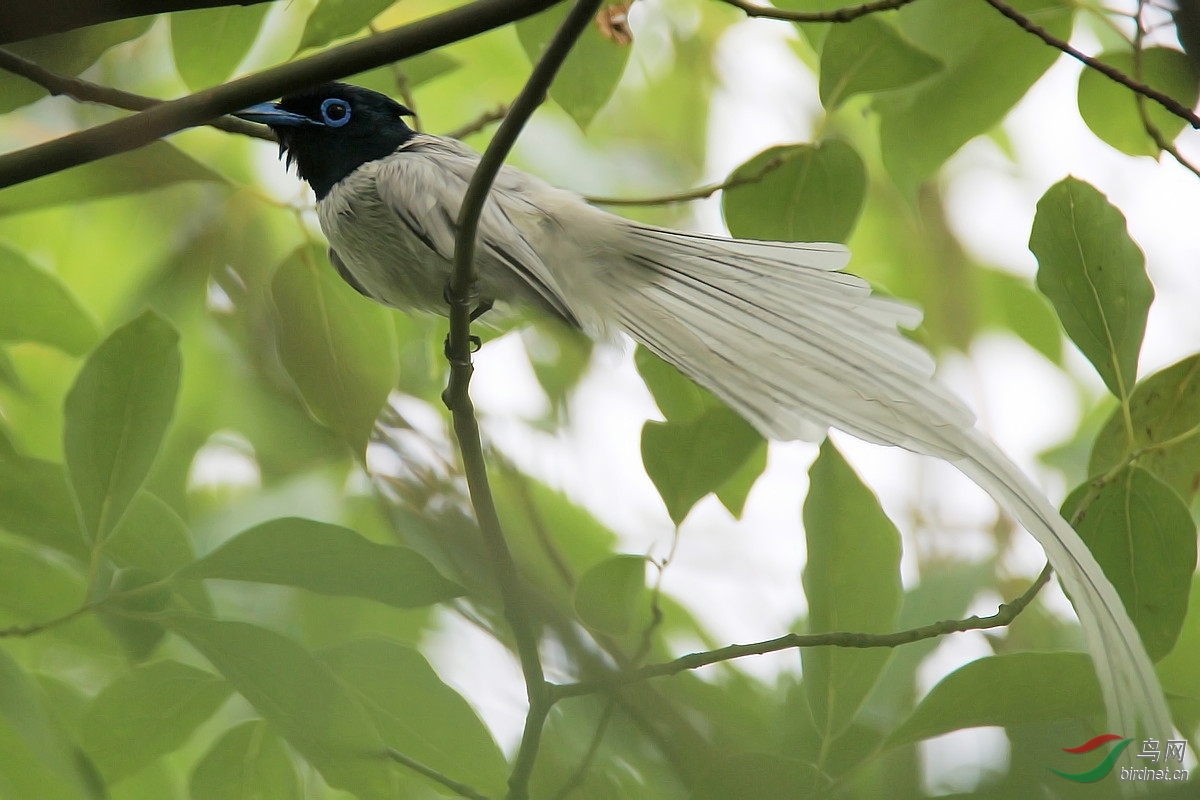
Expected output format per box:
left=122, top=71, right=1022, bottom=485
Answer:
left=802, top=441, right=902, bottom=739
left=715, top=440, right=767, bottom=519
left=1089, top=355, right=1200, bottom=504
left=698, top=752, right=820, bottom=800
left=0, top=245, right=98, bottom=355
left=1063, top=467, right=1196, bottom=661
left=1030, top=177, right=1153, bottom=400
left=878, top=0, right=1073, bottom=192
left=0, top=540, right=85, bottom=630
left=523, top=323, right=593, bottom=412
left=270, top=245, right=399, bottom=455
left=0, top=648, right=103, bottom=800
left=318, top=638, right=509, bottom=795
left=635, top=346, right=716, bottom=424
left=722, top=141, right=866, bottom=243
left=819, top=16, right=942, bottom=109
left=0, top=142, right=225, bottom=217
left=0, top=437, right=86, bottom=560
left=165, top=616, right=399, bottom=799
left=106, top=492, right=198, bottom=579
left=886, top=652, right=1104, bottom=748
left=299, top=0, right=398, bottom=51
left=106, top=491, right=212, bottom=617
left=517, top=4, right=631, bottom=129
left=490, top=469, right=618, bottom=602
left=975, top=265, right=1063, bottom=364
left=181, top=517, right=463, bottom=608
left=0, top=18, right=152, bottom=114
left=96, top=567, right=173, bottom=661
left=631, top=348, right=770, bottom=518
left=80, top=660, right=231, bottom=782
left=1156, top=574, right=1200, bottom=702
left=573, top=555, right=649, bottom=635
left=64, top=311, right=181, bottom=544
left=348, top=52, right=464, bottom=99
left=1078, top=48, right=1200, bottom=157
left=0, top=347, right=18, bottom=390
left=641, top=406, right=764, bottom=525
left=190, top=720, right=302, bottom=800
left=171, top=4, right=270, bottom=90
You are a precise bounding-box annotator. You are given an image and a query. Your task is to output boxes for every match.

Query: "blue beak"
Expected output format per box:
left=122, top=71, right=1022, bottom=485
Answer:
left=234, top=102, right=317, bottom=127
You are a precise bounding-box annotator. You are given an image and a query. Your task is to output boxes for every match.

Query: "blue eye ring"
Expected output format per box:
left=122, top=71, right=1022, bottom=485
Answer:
left=320, top=97, right=351, bottom=127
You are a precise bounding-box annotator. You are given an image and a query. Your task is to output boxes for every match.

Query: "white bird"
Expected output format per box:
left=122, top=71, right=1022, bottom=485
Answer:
left=237, top=82, right=1171, bottom=739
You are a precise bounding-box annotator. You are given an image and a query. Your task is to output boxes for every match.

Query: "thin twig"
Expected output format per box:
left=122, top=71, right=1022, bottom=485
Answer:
left=385, top=748, right=491, bottom=800
left=585, top=149, right=796, bottom=207
left=369, top=22, right=423, bottom=132
left=0, top=0, right=561, bottom=188
left=0, top=47, right=273, bottom=141
left=1132, top=0, right=1200, bottom=179
left=980, top=0, right=1200, bottom=128
left=443, top=0, right=605, bottom=796
left=718, top=0, right=919, bottom=24
left=447, top=104, right=510, bottom=140
left=551, top=563, right=1054, bottom=700
left=551, top=699, right=617, bottom=800
left=0, top=602, right=97, bottom=638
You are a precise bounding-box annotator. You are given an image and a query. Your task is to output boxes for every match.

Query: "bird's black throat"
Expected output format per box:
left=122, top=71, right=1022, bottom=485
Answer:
left=268, top=84, right=416, bottom=200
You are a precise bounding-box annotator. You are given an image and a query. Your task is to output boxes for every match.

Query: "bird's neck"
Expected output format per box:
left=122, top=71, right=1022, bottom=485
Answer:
left=295, top=125, right=415, bottom=200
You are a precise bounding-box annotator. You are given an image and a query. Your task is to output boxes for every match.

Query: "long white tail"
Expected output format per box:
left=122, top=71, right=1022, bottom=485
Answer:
left=601, top=223, right=1171, bottom=738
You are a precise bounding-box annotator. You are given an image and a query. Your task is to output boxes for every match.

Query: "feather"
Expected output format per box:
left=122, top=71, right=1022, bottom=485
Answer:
left=300, top=104, right=1170, bottom=738
left=590, top=221, right=1170, bottom=739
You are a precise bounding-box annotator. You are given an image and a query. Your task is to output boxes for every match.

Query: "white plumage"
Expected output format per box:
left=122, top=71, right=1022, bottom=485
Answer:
left=183, top=66, right=1169, bottom=748
left=314, top=133, right=1172, bottom=740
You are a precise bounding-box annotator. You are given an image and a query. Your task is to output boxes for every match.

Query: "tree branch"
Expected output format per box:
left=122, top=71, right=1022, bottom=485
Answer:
left=717, top=0, right=919, bottom=24
left=0, top=0, right=562, bottom=189
left=1132, top=0, right=1200, bottom=179
left=585, top=149, right=797, bottom=206
left=442, top=0, right=603, bottom=797
left=446, top=104, right=510, bottom=140
left=551, top=563, right=1053, bottom=701
left=0, top=0, right=275, bottom=45
left=0, top=47, right=272, bottom=141
left=981, top=0, right=1200, bottom=129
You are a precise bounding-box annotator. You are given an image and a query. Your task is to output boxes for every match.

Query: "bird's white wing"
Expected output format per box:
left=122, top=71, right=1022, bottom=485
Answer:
left=372, top=136, right=584, bottom=325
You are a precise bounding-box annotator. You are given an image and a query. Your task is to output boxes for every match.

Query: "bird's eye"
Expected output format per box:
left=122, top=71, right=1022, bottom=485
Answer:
left=320, top=98, right=351, bottom=127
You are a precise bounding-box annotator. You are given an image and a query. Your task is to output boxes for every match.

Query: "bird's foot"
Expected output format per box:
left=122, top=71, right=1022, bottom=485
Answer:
left=442, top=281, right=491, bottom=321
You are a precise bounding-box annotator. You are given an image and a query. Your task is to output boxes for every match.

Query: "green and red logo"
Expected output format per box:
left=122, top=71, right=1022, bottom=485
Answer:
left=1048, top=734, right=1134, bottom=783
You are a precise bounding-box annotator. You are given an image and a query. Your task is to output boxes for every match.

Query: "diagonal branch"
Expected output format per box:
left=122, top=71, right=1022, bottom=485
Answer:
left=0, top=47, right=272, bottom=141
left=0, top=0, right=561, bottom=189
left=585, top=149, right=797, bottom=206
left=551, top=563, right=1053, bottom=701
left=442, top=0, right=603, bottom=797
left=0, top=0, right=274, bottom=45
left=981, top=0, right=1200, bottom=129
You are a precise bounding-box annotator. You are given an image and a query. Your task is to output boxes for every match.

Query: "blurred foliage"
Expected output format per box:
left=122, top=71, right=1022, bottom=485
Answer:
left=0, top=0, right=1198, bottom=798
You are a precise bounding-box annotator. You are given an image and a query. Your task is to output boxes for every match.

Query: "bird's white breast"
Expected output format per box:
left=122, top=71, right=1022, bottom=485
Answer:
left=317, top=161, right=453, bottom=312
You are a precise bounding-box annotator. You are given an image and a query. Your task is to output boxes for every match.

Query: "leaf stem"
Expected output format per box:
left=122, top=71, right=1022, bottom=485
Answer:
left=385, top=748, right=492, bottom=800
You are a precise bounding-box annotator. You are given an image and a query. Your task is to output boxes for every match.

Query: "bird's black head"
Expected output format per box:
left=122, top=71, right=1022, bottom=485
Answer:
left=236, top=83, right=415, bottom=199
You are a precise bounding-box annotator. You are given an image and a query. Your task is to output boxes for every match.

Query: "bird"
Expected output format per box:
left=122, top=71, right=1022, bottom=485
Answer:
left=237, top=82, right=1170, bottom=738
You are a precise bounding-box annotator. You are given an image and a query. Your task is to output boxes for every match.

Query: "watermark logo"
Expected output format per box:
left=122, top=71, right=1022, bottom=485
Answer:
left=1049, top=734, right=1133, bottom=783
left=1049, top=734, right=1189, bottom=784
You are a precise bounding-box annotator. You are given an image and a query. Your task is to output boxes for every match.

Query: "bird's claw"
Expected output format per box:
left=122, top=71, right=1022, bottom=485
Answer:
left=443, top=333, right=482, bottom=363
